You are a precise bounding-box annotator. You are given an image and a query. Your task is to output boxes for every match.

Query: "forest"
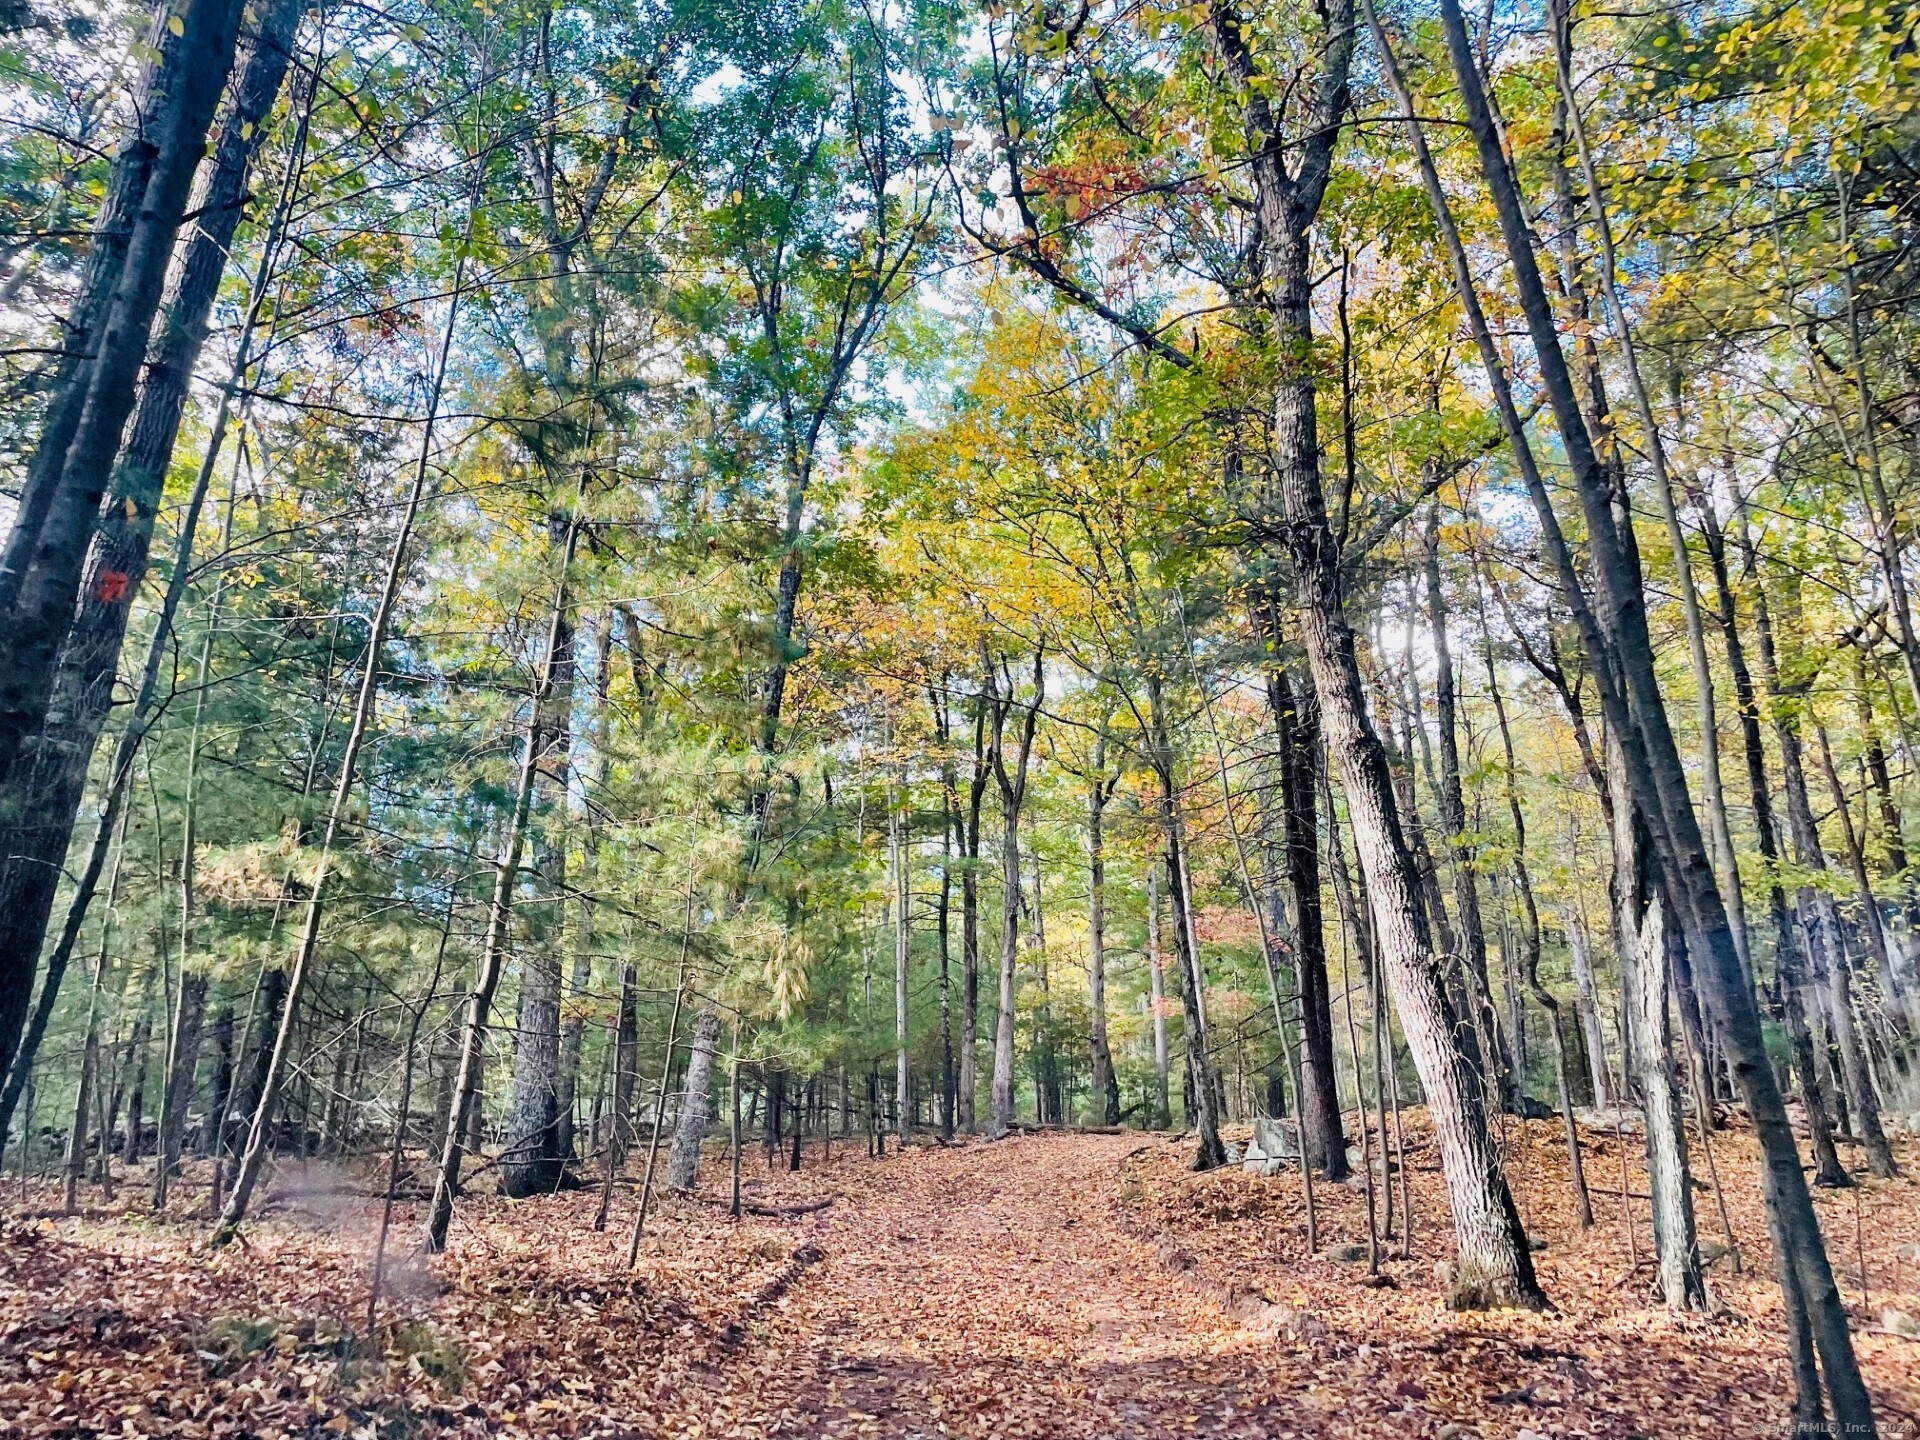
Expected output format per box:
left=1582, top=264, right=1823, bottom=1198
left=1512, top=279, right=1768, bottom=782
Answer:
left=1, top=0, right=1919, bottom=1432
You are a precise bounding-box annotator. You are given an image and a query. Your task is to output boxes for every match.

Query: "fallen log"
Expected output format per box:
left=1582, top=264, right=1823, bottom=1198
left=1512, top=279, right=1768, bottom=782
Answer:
left=743, top=1197, right=834, bottom=1218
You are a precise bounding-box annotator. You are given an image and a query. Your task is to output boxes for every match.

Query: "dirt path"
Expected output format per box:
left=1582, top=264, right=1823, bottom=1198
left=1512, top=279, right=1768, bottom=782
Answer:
left=9, top=1122, right=1918, bottom=1437
left=689, top=1134, right=1291, bottom=1438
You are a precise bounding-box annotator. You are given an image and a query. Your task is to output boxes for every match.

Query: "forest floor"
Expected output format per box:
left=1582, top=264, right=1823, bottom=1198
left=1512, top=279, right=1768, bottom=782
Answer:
left=3, top=1114, right=1919, bottom=1438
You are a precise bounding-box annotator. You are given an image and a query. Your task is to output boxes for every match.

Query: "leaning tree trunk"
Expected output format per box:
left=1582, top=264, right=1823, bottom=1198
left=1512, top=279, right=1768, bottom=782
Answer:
left=0, top=0, right=297, bottom=1093
left=0, top=0, right=246, bottom=819
left=422, top=518, right=578, bottom=1253
left=1424, top=0, right=1873, bottom=1415
left=1424, top=513, right=1522, bottom=1113
left=1723, top=502, right=1849, bottom=1186
left=1760, top=589, right=1895, bottom=1178
left=1481, top=589, right=1591, bottom=1224
left=1215, top=0, right=1540, bottom=1301
left=214, top=168, right=482, bottom=1248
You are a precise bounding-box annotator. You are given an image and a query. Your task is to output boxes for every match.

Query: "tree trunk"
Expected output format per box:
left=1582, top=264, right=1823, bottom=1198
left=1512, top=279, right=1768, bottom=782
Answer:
left=0, top=0, right=306, bottom=1101
left=1422, top=0, right=1872, bottom=1411
left=935, top=690, right=958, bottom=1137
left=666, top=1009, right=721, bottom=1191
left=0, top=0, right=247, bottom=817
left=1254, top=633, right=1348, bottom=1176
left=1764, top=621, right=1895, bottom=1179
left=1223, top=0, right=1538, bottom=1293
left=1546, top=0, right=1749, bottom=985
left=1424, top=514, right=1523, bottom=1113
left=1147, top=865, right=1171, bottom=1130
left=199, top=1007, right=233, bottom=1159
left=1087, top=729, right=1119, bottom=1126
left=151, top=971, right=205, bottom=1207
left=986, top=650, right=1042, bottom=1138
left=893, top=774, right=911, bottom=1147
left=1565, top=916, right=1614, bottom=1107
left=120, top=1012, right=152, bottom=1165
left=423, top=695, right=553, bottom=1252
left=218, top=173, right=483, bottom=1246
left=1147, top=674, right=1227, bottom=1171
left=1481, top=581, right=1591, bottom=1223
left=1612, top=738, right=1707, bottom=1310
left=961, top=696, right=987, bottom=1132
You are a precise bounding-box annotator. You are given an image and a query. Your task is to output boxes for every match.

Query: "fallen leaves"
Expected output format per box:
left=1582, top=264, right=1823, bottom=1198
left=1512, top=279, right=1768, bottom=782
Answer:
left=1, top=1114, right=1916, bottom=1437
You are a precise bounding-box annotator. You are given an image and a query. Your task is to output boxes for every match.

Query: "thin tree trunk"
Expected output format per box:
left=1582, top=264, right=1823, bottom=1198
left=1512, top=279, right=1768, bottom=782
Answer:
left=1480, top=572, right=1591, bottom=1224
left=421, top=517, right=578, bottom=1254
left=217, top=169, right=482, bottom=1245
left=935, top=686, right=958, bottom=1137
left=893, top=764, right=910, bottom=1146
left=1424, top=512, right=1522, bottom=1113
left=987, top=650, right=1042, bottom=1139
left=1187, top=609, right=1317, bottom=1242
left=628, top=930, right=690, bottom=1263
left=1546, top=0, right=1749, bottom=986
left=1147, top=865, right=1171, bottom=1130
left=1087, top=725, right=1119, bottom=1126
left=960, top=695, right=986, bottom=1133
left=592, top=961, right=640, bottom=1232
left=366, top=876, right=457, bottom=1331
left=1148, top=676, right=1227, bottom=1171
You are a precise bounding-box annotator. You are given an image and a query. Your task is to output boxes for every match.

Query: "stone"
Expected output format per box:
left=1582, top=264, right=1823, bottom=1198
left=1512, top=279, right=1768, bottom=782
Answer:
left=1330, top=1243, right=1369, bottom=1263
left=1882, top=1307, right=1920, bottom=1338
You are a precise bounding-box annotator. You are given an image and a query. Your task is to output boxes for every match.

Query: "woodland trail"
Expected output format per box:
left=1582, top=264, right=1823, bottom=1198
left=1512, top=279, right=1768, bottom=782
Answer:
left=6, top=1121, right=1920, bottom=1437
left=692, top=1132, right=1283, bottom=1437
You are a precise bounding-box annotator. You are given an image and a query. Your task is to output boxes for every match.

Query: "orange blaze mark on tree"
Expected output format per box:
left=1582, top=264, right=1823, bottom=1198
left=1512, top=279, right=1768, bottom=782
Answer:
left=93, top=570, right=131, bottom=604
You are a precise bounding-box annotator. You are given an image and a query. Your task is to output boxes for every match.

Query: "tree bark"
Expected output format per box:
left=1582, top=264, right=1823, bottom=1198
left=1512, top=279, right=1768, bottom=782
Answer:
left=1612, top=738, right=1707, bottom=1309
left=666, top=1009, right=721, bottom=1191
left=1262, top=648, right=1348, bottom=1177
left=1147, top=864, right=1171, bottom=1130
left=986, top=650, right=1042, bottom=1139
left=1087, top=727, right=1120, bottom=1126
left=0, top=0, right=246, bottom=807
left=1424, top=513, right=1522, bottom=1113
left=960, top=692, right=987, bottom=1133
left=0, top=0, right=303, bottom=1093
left=1424, top=0, right=1872, bottom=1412
left=892, top=767, right=911, bottom=1146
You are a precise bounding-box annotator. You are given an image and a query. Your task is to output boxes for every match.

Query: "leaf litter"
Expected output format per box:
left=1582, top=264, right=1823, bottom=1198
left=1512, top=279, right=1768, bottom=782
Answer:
left=3, top=1115, right=1917, bottom=1437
